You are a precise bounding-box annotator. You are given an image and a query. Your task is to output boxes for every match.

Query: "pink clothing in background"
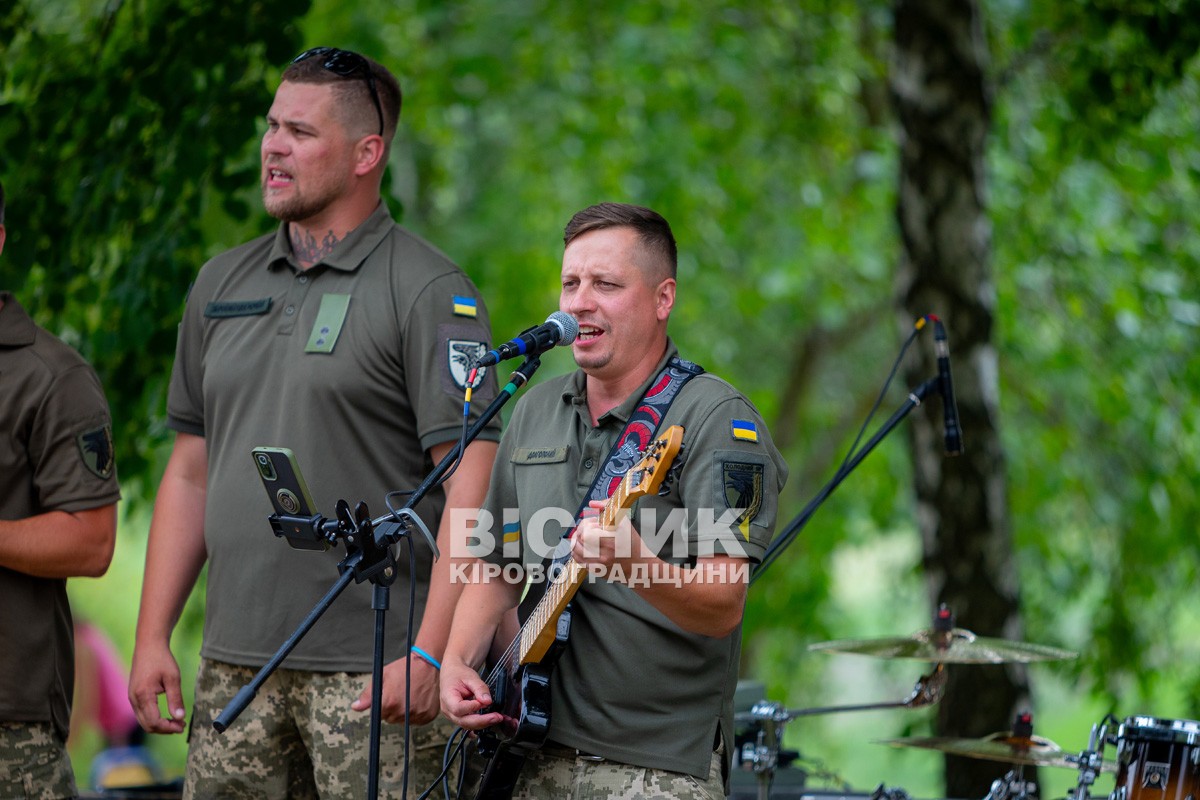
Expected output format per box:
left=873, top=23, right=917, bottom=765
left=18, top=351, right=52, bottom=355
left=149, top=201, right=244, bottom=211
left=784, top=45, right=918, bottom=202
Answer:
left=75, top=621, right=139, bottom=742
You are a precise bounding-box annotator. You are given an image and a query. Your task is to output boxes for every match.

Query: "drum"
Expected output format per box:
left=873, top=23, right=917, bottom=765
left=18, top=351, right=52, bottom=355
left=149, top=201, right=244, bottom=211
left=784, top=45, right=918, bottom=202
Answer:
left=1112, top=716, right=1200, bottom=800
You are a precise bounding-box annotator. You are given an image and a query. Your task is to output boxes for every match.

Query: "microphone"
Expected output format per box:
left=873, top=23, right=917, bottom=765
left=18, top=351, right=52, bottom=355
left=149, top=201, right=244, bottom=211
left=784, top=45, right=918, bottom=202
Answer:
left=931, top=316, right=963, bottom=456
left=474, top=312, right=579, bottom=367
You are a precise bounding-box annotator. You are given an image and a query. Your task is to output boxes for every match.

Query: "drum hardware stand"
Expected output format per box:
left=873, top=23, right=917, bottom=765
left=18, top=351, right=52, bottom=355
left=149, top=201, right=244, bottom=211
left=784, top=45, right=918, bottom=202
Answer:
left=983, top=768, right=1037, bottom=800
left=739, top=665, right=945, bottom=800
left=870, top=785, right=915, bottom=800
left=1069, top=714, right=1117, bottom=800
left=740, top=700, right=788, bottom=800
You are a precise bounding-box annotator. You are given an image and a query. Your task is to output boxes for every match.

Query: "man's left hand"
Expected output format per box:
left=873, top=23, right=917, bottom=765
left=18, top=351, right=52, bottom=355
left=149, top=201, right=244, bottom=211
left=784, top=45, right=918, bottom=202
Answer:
left=351, top=653, right=441, bottom=725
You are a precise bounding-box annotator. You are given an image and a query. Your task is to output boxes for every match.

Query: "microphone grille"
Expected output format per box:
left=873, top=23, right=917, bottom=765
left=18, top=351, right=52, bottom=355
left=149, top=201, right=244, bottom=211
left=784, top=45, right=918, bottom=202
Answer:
left=546, top=311, right=579, bottom=345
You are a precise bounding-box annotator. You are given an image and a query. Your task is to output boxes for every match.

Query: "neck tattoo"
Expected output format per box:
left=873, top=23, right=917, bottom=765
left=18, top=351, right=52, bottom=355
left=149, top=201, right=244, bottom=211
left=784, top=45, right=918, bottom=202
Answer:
left=290, top=227, right=342, bottom=268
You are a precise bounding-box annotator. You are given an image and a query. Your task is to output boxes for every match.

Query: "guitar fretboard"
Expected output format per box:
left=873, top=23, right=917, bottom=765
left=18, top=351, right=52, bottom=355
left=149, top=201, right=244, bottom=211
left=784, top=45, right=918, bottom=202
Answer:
left=518, top=474, right=636, bottom=664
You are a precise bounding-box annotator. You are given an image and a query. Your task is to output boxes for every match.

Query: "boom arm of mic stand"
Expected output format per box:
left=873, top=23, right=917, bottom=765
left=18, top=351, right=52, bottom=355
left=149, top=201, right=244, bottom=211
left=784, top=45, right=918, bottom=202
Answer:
left=369, top=354, right=543, bottom=547
left=213, top=566, right=358, bottom=732
left=753, top=376, right=941, bottom=583
left=213, top=355, right=543, bottom=735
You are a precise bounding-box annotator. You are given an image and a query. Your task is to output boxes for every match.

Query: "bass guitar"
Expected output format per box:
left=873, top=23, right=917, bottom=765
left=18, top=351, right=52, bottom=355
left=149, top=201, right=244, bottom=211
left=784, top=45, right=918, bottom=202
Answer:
left=470, top=424, right=684, bottom=799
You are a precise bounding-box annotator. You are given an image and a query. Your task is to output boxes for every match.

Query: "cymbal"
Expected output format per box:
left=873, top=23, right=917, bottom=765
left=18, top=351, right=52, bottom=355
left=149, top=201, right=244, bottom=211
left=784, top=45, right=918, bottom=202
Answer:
left=878, top=732, right=1115, bottom=772
left=808, top=627, right=1076, bottom=664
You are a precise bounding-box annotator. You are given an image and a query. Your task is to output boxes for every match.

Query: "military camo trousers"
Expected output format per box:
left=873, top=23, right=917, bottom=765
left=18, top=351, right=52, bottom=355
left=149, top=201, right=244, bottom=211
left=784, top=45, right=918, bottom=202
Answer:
left=184, top=658, right=466, bottom=799
left=506, top=746, right=725, bottom=800
left=0, top=721, right=76, bottom=800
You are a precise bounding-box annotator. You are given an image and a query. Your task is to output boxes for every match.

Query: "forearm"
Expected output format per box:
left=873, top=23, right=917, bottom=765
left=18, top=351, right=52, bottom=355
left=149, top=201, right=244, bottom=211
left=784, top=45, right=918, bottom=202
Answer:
left=439, top=571, right=521, bottom=728
left=444, top=572, right=522, bottom=671
left=135, top=434, right=209, bottom=647
left=624, top=555, right=748, bottom=638
left=0, top=504, right=116, bottom=578
left=411, top=439, right=498, bottom=660
left=573, top=510, right=749, bottom=637
left=136, top=515, right=207, bottom=647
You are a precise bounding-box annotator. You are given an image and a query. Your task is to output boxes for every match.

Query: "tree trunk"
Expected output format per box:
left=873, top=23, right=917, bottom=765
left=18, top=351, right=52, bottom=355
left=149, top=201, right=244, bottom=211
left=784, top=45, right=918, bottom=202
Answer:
left=890, top=1, right=1034, bottom=796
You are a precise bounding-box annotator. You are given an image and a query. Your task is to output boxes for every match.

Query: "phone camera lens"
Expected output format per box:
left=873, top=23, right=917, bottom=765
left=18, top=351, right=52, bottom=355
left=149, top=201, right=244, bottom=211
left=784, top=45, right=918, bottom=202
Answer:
left=255, top=453, right=277, bottom=480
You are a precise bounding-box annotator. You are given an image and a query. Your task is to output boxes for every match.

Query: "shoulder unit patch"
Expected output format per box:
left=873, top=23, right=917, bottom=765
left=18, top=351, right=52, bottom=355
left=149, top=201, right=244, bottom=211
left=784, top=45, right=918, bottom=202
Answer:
left=722, top=460, right=764, bottom=540
left=77, top=423, right=116, bottom=480
left=448, top=339, right=488, bottom=390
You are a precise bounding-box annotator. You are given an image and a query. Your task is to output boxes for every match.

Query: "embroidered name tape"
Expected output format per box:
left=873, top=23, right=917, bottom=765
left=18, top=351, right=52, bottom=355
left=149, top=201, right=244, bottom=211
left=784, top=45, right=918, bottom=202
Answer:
left=204, top=298, right=272, bottom=318
left=511, top=446, right=570, bottom=465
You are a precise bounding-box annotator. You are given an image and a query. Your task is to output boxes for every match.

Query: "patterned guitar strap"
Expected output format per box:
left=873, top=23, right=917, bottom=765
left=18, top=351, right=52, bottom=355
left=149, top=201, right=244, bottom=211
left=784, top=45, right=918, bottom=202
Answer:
left=517, top=355, right=704, bottom=623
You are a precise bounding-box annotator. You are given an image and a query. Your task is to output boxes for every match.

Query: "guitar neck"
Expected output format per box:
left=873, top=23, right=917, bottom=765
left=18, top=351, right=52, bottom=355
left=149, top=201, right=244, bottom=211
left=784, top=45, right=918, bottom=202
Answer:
left=513, top=479, right=634, bottom=666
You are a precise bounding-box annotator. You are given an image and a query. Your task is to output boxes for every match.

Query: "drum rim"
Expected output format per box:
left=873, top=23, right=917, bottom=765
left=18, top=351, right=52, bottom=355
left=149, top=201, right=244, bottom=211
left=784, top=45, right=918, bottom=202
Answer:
left=1117, top=715, right=1200, bottom=743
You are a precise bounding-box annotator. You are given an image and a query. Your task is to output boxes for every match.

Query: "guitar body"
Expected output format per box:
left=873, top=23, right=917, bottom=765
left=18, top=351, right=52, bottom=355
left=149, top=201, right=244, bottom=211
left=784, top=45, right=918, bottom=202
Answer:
left=468, top=425, right=683, bottom=800
left=472, top=609, right=572, bottom=800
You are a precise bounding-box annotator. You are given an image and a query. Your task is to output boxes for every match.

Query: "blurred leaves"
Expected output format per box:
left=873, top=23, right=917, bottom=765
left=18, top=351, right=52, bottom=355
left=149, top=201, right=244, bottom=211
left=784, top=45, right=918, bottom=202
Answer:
left=992, top=3, right=1200, bottom=712
left=0, top=0, right=309, bottom=495
left=5, top=0, right=1200, bottom=761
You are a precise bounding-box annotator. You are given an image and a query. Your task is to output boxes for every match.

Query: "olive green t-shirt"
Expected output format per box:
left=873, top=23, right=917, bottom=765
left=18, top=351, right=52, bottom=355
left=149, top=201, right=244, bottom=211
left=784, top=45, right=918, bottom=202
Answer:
left=0, top=292, right=120, bottom=739
left=477, top=341, right=787, bottom=779
left=167, top=204, right=500, bottom=670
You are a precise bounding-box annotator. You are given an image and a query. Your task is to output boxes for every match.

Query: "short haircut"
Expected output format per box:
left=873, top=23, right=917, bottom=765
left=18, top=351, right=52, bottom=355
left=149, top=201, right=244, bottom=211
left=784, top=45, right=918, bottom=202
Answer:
left=563, top=202, right=677, bottom=279
left=282, top=50, right=402, bottom=142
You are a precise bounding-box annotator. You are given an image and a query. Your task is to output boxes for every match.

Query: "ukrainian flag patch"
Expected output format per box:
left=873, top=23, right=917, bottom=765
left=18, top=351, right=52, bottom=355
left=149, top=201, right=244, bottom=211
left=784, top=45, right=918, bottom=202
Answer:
left=502, top=521, right=521, bottom=544
left=452, top=296, right=478, bottom=318
left=731, top=419, right=759, bottom=443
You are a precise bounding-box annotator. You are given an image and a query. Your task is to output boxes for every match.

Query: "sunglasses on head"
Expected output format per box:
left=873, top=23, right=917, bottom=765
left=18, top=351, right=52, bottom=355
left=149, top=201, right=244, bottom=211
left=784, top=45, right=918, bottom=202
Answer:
left=292, top=47, right=384, bottom=136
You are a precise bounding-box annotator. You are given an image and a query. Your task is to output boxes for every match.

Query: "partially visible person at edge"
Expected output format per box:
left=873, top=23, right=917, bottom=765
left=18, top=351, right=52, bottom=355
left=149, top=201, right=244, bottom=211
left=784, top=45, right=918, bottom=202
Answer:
left=440, top=202, right=787, bottom=799
left=72, top=619, right=163, bottom=790
left=127, top=48, right=500, bottom=798
left=0, top=177, right=121, bottom=799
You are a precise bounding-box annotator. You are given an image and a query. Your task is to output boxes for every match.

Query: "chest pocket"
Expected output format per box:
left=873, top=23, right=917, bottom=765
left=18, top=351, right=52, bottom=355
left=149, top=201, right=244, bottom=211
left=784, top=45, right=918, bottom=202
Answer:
left=509, top=445, right=573, bottom=560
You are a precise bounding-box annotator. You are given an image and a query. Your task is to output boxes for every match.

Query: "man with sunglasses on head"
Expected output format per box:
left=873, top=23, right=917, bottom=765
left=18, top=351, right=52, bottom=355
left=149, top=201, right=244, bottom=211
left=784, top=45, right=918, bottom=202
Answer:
left=129, top=49, right=499, bottom=798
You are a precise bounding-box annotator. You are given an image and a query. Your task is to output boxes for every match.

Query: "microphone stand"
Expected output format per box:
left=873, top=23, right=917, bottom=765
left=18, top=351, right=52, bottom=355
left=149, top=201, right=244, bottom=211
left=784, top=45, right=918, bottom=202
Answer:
left=213, top=355, right=544, bottom=800
left=753, top=375, right=942, bottom=583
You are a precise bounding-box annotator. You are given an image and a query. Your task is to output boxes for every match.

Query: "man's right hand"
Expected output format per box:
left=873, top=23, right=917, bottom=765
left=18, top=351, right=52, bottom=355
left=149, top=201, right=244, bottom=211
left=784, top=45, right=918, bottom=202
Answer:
left=129, top=641, right=187, bottom=734
left=439, top=656, right=505, bottom=731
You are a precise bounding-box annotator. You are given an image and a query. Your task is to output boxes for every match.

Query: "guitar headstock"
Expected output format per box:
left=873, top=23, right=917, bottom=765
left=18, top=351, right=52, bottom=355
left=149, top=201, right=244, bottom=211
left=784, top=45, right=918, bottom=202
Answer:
left=622, top=425, right=684, bottom=503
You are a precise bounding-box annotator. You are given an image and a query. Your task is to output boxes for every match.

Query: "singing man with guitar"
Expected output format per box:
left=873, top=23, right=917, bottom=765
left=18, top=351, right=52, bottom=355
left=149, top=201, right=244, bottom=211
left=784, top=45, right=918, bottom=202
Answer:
left=440, top=203, right=787, bottom=799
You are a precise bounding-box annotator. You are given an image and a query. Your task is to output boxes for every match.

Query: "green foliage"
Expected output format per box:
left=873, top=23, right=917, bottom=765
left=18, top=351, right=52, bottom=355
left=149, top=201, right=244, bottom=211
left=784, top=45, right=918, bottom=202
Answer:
left=1031, top=0, right=1200, bottom=154
left=0, top=0, right=309, bottom=497
left=7, top=0, right=1200, bottom=787
left=991, top=8, right=1200, bottom=714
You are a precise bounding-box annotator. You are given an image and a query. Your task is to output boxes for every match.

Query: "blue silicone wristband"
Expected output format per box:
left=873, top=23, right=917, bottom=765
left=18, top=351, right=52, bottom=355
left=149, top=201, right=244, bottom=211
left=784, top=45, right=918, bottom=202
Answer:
left=410, top=645, right=442, bottom=671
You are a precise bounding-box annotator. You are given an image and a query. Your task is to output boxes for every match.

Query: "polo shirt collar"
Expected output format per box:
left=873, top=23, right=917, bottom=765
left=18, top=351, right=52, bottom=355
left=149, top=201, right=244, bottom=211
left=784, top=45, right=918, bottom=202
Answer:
left=0, top=292, right=37, bottom=348
left=267, top=201, right=394, bottom=273
left=564, top=337, right=680, bottom=426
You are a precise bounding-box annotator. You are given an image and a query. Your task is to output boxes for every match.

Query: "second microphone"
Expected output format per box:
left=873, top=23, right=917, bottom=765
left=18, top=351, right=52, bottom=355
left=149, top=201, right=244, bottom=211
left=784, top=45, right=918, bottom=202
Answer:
left=473, top=312, right=580, bottom=368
